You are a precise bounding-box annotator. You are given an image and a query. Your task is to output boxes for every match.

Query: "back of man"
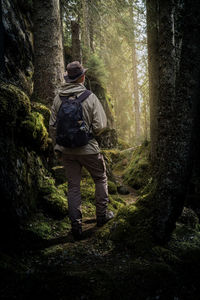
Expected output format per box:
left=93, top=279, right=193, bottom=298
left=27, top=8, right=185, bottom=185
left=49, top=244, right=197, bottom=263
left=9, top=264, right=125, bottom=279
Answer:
left=49, top=61, right=114, bottom=240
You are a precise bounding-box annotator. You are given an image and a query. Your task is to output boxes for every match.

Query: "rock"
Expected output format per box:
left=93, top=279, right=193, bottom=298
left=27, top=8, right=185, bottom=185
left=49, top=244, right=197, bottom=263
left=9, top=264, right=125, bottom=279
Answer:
left=117, top=186, right=130, bottom=195
left=2, top=0, right=34, bottom=95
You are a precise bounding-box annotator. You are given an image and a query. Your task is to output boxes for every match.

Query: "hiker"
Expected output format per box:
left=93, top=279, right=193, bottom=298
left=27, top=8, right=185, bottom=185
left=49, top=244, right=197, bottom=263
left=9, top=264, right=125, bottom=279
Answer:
left=49, top=61, right=114, bottom=240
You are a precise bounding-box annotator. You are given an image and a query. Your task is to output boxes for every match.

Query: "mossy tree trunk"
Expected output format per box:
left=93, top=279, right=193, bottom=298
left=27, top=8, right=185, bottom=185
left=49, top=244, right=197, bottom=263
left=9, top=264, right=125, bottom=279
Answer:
left=33, top=0, right=64, bottom=106
left=150, top=0, right=200, bottom=243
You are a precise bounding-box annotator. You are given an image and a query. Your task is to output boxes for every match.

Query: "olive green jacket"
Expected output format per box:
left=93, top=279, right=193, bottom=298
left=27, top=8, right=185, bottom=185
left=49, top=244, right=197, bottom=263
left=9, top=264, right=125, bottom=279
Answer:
left=49, top=83, right=107, bottom=155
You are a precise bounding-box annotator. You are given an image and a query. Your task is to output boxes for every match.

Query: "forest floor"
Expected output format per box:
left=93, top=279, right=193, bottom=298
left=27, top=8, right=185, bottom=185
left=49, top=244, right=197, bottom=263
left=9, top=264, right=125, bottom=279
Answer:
left=1, top=166, right=141, bottom=299
left=2, top=146, right=200, bottom=300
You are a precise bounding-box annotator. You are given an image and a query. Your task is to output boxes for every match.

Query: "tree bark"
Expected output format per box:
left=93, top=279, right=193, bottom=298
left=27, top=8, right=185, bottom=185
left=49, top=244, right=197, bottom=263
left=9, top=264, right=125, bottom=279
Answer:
left=71, top=21, right=82, bottom=62
left=81, top=0, right=90, bottom=61
left=33, top=0, right=64, bottom=106
left=129, top=3, right=141, bottom=143
left=146, top=0, right=159, bottom=162
left=152, top=0, right=200, bottom=243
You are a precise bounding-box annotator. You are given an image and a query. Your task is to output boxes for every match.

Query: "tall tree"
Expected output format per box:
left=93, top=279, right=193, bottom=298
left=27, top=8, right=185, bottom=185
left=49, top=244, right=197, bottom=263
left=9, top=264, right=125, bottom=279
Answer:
left=146, top=0, right=159, bottom=161
left=129, top=1, right=141, bottom=143
left=33, top=0, right=64, bottom=106
left=71, top=20, right=82, bottom=62
left=81, top=0, right=90, bottom=60
left=147, top=0, right=200, bottom=243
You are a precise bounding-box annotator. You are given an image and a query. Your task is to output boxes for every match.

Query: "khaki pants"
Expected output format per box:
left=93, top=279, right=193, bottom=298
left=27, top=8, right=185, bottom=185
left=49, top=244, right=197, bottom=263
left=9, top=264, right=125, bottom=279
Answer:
left=62, top=153, right=109, bottom=226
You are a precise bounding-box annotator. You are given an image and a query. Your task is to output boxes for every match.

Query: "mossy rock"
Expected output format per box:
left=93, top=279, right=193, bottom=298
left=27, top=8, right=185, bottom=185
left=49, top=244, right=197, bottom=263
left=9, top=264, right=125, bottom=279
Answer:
left=20, top=111, right=49, bottom=151
left=38, top=175, right=57, bottom=196
left=31, top=101, right=50, bottom=128
left=42, top=189, right=68, bottom=219
left=0, top=83, right=31, bottom=126
left=104, top=199, right=155, bottom=252
left=38, top=176, right=68, bottom=218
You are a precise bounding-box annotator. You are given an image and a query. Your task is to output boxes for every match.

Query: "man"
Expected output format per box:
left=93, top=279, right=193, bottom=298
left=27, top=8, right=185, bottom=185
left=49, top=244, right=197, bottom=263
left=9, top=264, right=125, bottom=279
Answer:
left=49, top=61, right=114, bottom=240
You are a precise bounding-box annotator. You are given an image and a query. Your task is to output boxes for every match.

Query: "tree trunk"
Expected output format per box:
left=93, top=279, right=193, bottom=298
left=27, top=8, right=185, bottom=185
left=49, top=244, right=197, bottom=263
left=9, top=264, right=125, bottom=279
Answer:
left=146, top=0, right=159, bottom=162
left=81, top=0, right=90, bottom=61
left=71, top=21, right=82, bottom=62
left=129, top=3, right=141, bottom=143
left=33, top=0, right=64, bottom=106
left=88, top=1, right=94, bottom=53
left=152, top=0, right=200, bottom=243
left=143, top=95, right=148, bottom=141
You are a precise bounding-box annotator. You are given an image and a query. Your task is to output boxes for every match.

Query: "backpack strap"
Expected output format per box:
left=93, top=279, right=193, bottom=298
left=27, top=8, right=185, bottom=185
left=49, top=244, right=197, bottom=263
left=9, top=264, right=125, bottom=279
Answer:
left=60, top=95, right=69, bottom=102
left=76, top=90, right=92, bottom=103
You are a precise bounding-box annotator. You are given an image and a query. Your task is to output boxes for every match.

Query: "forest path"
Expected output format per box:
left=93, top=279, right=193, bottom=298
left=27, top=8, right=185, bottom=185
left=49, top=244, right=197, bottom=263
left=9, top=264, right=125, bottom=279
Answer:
left=18, top=151, right=139, bottom=279
left=80, top=169, right=138, bottom=236
left=113, top=170, right=138, bottom=205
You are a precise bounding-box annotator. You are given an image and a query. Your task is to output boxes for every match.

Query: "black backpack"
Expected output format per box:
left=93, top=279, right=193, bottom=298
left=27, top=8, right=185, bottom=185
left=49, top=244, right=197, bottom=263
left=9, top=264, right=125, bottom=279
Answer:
left=56, top=90, right=93, bottom=148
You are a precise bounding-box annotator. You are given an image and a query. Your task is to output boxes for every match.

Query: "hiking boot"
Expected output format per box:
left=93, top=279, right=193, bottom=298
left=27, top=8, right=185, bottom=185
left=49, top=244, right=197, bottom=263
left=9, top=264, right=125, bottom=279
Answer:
left=97, top=210, right=114, bottom=227
left=71, top=224, right=82, bottom=241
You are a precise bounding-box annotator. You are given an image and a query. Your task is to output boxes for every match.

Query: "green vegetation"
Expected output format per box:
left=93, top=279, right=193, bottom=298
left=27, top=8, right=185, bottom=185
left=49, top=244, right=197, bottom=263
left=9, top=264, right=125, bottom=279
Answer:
left=0, top=83, right=31, bottom=126
left=24, top=213, right=70, bottom=240
left=123, top=141, right=151, bottom=190
left=86, top=54, right=108, bottom=89
left=108, top=180, right=117, bottom=194
left=31, top=101, right=51, bottom=128
left=21, top=112, right=49, bottom=151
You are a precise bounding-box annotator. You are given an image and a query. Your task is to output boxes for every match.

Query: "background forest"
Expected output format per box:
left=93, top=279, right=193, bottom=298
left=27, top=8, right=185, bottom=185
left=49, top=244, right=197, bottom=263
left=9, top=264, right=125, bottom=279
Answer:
left=34, top=0, right=149, bottom=146
left=64, top=0, right=149, bottom=145
left=1, top=0, right=200, bottom=299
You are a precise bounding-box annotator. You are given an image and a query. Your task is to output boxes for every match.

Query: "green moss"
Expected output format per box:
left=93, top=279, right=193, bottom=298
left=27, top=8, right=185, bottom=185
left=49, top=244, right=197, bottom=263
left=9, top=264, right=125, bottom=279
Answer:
left=25, top=213, right=70, bottom=240
left=0, top=83, right=31, bottom=126
left=108, top=195, right=124, bottom=211
left=31, top=102, right=51, bottom=128
left=29, top=221, right=52, bottom=239
left=103, top=180, right=157, bottom=252
left=123, top=142, right=151, bottom=190
left=111, top=194, right=126, bottom=205
left=81, top=178, right=95, bottom=202
left=108, top=180, right=117, bottom=194
left=20, top=111, right=49, bottom=151
left=38, top=175, right=56, bottom=195
left=40, top=182, right=68, bottom=218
